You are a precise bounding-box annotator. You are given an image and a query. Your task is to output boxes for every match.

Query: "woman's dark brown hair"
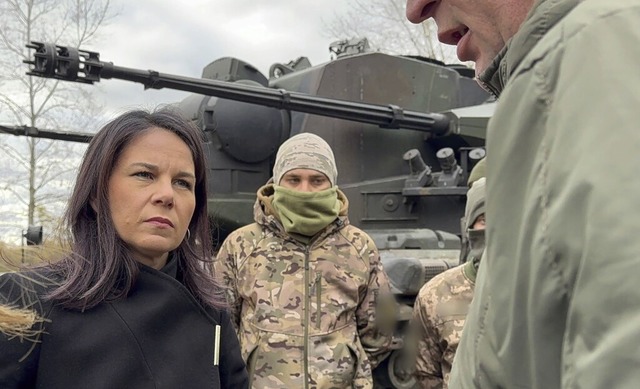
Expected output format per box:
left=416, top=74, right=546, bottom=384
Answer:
left=45, top=107, right=225, bottom=310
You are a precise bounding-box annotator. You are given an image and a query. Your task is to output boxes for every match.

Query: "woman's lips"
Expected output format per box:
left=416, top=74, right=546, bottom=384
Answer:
left=146, top=217, right=174, bottom=228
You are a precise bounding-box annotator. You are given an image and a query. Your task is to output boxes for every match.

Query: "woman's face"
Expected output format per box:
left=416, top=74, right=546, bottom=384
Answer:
left=107, top=127, right=196, bottom=269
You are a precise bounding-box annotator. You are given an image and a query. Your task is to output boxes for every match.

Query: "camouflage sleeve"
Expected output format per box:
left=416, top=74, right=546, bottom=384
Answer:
left=356, top=237, right=395, bottom=369
left=412, top=286, right=444, bottom=388
left=213, top=235, right=242, bottom=331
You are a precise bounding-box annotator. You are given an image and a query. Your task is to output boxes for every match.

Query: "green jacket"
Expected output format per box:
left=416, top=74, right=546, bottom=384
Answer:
left=214, top=184, right=394, bottom=389
left=450, top=0, right=640, bottom=388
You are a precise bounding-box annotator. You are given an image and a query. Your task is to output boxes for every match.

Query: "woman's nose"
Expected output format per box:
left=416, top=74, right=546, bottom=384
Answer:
left=152, top=179, right=174, bottom=207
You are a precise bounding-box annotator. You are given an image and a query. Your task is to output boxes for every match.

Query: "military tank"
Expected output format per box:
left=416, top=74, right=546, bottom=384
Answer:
left=24, top=39, right=492, bottom=388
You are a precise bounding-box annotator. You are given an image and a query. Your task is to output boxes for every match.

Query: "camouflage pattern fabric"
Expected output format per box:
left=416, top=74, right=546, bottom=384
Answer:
left=214, top=184, right=394, bottom=389
left=411, top=262, right=475, bottom=389
left=272, top=133, right=338, bottom=187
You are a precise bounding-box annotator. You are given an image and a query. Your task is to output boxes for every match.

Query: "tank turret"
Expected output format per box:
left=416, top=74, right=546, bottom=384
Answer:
left=25, top=41, right=491, bottom=388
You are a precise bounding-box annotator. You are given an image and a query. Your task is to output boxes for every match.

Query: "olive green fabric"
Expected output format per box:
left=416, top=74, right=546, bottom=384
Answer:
left=450, top=1, right=640, bottom=388
left=463, top=177, right=486, bottom=231
left=459, top=177, right=486, bottom=264
left=271, top=185, right=340, bottom=237
left=467, top=157, right=486, bottom=187
left=465, top=229, right=485, bottom=270
left=462, top=256, right=480, bottom=283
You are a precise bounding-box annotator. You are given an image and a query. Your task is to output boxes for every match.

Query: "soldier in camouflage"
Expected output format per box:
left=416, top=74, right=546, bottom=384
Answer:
left=214, top=133, right=395, bottom=389
left=411, top=176, right=486, bottom=388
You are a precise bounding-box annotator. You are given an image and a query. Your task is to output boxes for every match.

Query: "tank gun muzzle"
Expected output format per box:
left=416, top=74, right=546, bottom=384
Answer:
left=25, top=42, right=104, bottom=84
left=24, top=41, right=453, bottom=135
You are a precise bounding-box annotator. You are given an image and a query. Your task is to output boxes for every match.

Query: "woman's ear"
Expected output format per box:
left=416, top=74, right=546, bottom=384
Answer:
left=90, top=198, right=97, bottom=213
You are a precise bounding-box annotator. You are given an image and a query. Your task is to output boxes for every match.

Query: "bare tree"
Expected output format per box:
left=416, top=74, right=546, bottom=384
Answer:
left=323, top=0, right=465, bottom=64
left=0, top=0, right=115, bottom=243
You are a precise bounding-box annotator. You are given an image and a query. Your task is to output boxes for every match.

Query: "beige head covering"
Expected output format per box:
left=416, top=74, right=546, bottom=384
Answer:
left=273, top=133, right=338, bottom=187
left=467, top=157, right=486, bottom=187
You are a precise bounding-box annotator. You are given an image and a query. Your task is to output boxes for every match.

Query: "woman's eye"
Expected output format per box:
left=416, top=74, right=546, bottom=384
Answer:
left=175, top=179, right=193, bottom=190
left=134, top=171, right=153, bottom=179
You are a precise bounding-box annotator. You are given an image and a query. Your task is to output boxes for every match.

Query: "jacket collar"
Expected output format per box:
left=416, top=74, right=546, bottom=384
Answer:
left=478, top=0, right=581, bottom=96
left=463, top=254, right=482, bottom=284
left=160, top=252, right=179, bottom=279
left=252, top=182, right=351, bottom=242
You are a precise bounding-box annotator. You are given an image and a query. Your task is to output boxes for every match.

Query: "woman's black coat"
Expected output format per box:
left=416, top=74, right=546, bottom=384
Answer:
left=0, top=259, right=248, bottom=389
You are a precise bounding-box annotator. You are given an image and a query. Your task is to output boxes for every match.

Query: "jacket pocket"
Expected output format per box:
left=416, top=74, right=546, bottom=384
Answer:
left=307, top=325, right=370, bottom=388
left=244, top=343, right=260, bottom=388
left=346, top=341, right=362, bottom=383
left=245, top=330, right=306, bottom=388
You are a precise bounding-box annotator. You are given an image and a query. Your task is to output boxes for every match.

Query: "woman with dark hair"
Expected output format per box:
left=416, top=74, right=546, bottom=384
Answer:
left=0, top=108, right=248, bottom=389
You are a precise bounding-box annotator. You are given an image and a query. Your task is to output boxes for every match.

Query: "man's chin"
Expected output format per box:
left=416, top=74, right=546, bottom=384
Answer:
left=473, top=60, right=489, bottom=78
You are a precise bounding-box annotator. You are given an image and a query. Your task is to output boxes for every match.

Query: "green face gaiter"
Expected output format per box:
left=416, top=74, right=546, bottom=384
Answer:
left=467, top=228, right=486, bottom=262
left=271, top=186, right=341, bottom=237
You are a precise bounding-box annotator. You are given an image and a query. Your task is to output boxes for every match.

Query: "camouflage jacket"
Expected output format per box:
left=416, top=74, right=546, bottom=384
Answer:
left=411, top=261, right=476, bottom=389
left=214, top=184, right=394, bottom=389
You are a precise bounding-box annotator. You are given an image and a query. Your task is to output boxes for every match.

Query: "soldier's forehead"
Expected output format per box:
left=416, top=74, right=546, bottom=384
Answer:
left=283, top=169, right=327, bottom=177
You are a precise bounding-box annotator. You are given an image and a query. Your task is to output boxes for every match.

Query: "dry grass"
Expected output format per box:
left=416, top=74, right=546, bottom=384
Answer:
left=0, top=305, right=43, bottom=338
left=0, top=242, right=69, bottom=273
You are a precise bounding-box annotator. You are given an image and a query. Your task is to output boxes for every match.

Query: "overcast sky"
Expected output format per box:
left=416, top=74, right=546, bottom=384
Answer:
left=89, top=0, right=355, bottom=118
left=0, top=0, right=366, bottom=243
